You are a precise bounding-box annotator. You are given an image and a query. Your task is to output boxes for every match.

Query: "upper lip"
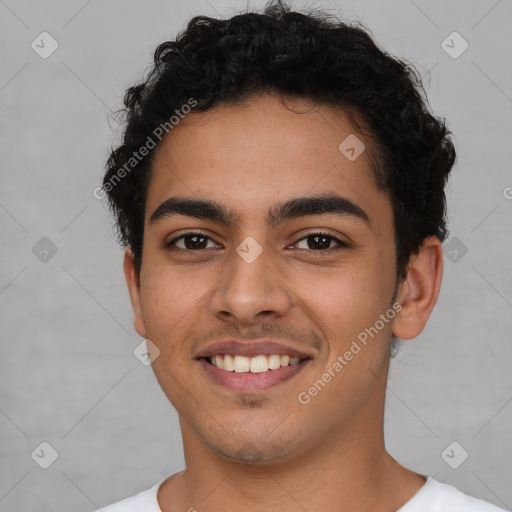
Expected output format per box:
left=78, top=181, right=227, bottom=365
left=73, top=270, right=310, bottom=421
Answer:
left=195, top=340, right=314, bottom=360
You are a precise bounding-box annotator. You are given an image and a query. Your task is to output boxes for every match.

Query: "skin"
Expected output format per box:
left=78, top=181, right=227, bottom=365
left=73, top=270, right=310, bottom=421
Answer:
left=124, top=94, right=443, bottom=512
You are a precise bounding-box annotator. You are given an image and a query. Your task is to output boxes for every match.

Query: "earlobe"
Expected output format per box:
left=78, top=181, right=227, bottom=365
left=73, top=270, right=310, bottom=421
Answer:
left=392, top=236, right=444, bottom=340
left=123, top=247, right=147, bottom=338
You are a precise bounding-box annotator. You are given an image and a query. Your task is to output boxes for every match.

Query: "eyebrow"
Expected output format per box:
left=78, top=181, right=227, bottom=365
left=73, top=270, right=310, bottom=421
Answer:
left=149, top=194, right=370, bottom=228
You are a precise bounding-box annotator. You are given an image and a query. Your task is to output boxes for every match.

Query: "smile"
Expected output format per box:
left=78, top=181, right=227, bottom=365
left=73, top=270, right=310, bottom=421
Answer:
left=208, top=354, right=301, bottom=373
left=199, top=354, right=311, bottom=391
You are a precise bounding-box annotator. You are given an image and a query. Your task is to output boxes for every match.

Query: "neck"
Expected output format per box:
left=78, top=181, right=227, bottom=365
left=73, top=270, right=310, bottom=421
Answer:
left=157, top=390, right=425, bottom=512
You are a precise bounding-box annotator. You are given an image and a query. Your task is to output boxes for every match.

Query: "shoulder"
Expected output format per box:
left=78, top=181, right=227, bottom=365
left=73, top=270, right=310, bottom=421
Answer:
left=90, top=475, right=167, bottom=512
left=401, top=477, right=508, bottom=512
left=91, top=494, right=140, bottom=512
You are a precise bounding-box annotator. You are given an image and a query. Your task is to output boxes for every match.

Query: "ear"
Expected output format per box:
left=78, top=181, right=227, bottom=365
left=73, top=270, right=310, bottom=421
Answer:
left=392, top=236, right=443, bottom=340
left=123, top=247, right=147, bottom=338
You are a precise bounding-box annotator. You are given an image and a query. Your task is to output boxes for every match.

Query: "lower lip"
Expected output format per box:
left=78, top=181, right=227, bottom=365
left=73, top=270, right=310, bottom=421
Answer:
left=199, top=358, right=310, bottom=391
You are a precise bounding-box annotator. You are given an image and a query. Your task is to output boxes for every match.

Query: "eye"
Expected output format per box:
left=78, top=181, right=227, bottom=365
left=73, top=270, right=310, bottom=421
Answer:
left=165, top=231, right=348, bottom=253
left=166, top=231, right=220, bottom=251
left=293, top=232, right=348, bottom=251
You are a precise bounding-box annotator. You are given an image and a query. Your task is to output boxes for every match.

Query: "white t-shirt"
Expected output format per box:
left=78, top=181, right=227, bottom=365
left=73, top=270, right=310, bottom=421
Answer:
left=93, top=475, right=508, bottom=512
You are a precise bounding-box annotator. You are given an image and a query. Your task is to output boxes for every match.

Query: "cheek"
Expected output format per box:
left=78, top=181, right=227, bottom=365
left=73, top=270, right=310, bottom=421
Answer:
left=294, top=263, right=394, bottom=389
left=292, top=266, right=392, bottom=416
left=139, top=267, right=214, bottom=405
left=139, top=265, right=213, bottom=342
left=292, top=261, right=389, bottom=341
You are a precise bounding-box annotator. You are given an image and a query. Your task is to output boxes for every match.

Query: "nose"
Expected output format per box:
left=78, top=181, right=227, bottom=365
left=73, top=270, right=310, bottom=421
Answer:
left=208, top=241, right=293, bottom=326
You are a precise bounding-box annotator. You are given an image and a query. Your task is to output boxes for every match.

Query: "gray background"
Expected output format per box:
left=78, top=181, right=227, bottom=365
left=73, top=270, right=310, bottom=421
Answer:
left=1, top=0, right=511, bottom=510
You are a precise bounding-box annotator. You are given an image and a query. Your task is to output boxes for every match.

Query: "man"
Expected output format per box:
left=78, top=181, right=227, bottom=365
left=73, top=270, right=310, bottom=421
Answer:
left=94, top=1, right=506, bottom=510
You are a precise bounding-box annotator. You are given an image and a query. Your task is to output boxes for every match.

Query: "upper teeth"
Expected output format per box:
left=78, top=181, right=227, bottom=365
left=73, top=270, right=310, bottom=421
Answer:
left=210, top=354, right=301, bottom=373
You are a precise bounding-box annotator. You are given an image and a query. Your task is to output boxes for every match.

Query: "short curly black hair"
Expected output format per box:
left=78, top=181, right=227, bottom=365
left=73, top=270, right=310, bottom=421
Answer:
left=102, top=0, right=456, bottom=282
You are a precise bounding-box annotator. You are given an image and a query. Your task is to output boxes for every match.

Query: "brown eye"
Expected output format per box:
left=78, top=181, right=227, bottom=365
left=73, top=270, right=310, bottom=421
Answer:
left=294, top=232, right=347, bottom=251
left=167, top=232, right=218, bottom=250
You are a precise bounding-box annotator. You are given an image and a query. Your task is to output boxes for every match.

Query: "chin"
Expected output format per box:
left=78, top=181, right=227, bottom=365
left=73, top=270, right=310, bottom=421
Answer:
left=201, top=428, right=306, bottom=466
left=213, top=442, right=293, bottom=465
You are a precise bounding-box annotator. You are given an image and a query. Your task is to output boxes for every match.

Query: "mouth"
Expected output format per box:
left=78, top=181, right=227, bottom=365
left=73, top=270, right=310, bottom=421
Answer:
left=198, top=353, right=312, bottom=391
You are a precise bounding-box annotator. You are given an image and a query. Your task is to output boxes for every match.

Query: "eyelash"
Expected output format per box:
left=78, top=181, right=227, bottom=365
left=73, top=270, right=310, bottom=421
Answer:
left=165, top=230, right=349, bottom=253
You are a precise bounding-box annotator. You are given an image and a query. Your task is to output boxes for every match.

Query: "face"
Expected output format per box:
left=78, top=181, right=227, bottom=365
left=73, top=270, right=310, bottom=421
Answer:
left=126, top=95, right=403, bottom=464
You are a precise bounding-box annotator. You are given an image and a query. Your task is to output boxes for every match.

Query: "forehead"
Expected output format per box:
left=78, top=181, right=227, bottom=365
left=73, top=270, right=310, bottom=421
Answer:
left=146, top=95, right=391, bottom=231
